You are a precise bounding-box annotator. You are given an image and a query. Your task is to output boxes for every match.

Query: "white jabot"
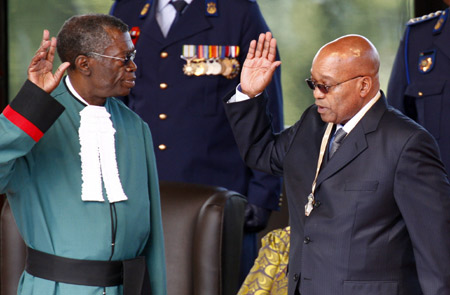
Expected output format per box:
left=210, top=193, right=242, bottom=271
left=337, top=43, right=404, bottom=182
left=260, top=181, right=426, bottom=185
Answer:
left=156, top=0, right=193, bottom=37
left=66, top=77, right=128, bottom=203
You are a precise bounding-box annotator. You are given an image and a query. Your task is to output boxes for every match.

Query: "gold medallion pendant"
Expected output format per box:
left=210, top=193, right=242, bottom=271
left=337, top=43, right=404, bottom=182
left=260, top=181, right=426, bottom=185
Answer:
left=209, top=58, right=223, bottom=75
left=222, top=58, right=240, bottom=79
left=183, top=62, right=196, bottom=76
left=194, top=59, right=207, bottom=76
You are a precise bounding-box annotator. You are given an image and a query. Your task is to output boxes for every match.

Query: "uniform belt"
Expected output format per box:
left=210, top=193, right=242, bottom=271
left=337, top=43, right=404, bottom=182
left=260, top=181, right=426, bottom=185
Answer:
left=25, top=247, right=150, bottom=294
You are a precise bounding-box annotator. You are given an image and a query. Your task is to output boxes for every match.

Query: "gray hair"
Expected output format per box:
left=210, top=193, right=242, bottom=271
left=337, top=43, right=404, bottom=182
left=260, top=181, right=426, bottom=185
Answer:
left=56, top=14, right=128, bottom=70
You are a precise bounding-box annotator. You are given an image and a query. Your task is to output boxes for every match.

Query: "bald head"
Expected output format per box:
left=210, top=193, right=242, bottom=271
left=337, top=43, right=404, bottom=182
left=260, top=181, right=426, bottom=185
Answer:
left=310, top=35, right=381, bottom=124
left=314, top=35, right=380, bottom=84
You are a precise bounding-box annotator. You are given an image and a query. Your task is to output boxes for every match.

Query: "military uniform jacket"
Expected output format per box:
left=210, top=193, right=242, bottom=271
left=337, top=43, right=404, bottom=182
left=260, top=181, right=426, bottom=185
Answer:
left=388, top=8, right=450, bottom=174
left=111, top=0, right=283, bottom=210
left=0, top=80, right=167, bottom=295
left=224, top=91, right=450, bottom=295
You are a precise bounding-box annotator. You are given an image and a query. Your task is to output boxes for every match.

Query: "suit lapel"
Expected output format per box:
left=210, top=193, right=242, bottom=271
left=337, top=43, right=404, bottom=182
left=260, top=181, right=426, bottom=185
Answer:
left=315, top=94, right=388, bottom=187
left=434, top=33, right=450, bottom=61
left=139, top=0, right=166, bottom=45
left=316, top=125, right=368, bottom=186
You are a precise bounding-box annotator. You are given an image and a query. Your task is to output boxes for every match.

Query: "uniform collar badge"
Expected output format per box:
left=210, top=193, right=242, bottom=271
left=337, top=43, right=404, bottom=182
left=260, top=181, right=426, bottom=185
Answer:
left=139, top=0, right=153, bottom=19
left=433, top=10, right=447, bottom=34
left=205, top=0, right=218, bottom=16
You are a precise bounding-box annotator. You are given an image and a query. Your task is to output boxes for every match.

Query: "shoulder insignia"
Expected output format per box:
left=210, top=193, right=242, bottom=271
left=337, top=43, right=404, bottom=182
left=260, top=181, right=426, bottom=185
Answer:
left=407, top=10, right=442, bottom=26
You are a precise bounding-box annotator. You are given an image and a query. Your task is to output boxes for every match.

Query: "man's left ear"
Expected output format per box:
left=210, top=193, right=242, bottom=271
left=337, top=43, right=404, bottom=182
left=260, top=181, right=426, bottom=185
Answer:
left=359, top=76, right=372, bottom=97
left=75, top=55, right=92, bottom=76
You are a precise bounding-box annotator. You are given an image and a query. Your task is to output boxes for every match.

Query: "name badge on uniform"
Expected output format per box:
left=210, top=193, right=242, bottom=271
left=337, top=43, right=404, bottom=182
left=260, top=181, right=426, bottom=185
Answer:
left=418, top=50, right=435, bottom=74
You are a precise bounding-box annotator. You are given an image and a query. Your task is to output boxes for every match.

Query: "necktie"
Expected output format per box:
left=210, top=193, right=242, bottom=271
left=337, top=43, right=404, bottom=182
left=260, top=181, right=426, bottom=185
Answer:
left=329, top=128, right=347, bottom=159
left=171, top=0, right=187, bottom=15
left=168, top=0, right=187, bottom=33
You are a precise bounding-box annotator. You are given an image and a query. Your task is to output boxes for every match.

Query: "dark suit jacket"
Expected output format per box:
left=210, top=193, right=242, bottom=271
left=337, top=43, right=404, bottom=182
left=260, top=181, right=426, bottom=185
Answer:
left=224, top=91, right=450, bottom=295
left=111, top=0, right=283, bottom=211
left=388, top=8, right=450, bottom=174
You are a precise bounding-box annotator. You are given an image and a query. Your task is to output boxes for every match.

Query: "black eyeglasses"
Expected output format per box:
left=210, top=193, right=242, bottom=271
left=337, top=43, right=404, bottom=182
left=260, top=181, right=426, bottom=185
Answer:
left=87, top=50, right=136, bottom=66
left=305, top=75, right=364, bottom=94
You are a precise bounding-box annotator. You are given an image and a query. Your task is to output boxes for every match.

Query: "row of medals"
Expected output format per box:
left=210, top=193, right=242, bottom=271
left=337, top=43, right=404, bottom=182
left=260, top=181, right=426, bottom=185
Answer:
left=181, top=45, right=240, bottom=79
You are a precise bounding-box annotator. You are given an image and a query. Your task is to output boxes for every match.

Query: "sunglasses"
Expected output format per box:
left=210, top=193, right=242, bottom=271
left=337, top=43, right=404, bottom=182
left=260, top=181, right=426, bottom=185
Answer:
left=87, top=50, right=137, bottom=66
left=305, top=75, right=363, bottom=94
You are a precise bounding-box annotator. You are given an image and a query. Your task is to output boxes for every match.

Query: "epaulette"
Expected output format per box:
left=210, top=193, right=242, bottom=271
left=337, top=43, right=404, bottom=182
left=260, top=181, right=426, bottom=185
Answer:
left=407, top=10, right=443, bottom=26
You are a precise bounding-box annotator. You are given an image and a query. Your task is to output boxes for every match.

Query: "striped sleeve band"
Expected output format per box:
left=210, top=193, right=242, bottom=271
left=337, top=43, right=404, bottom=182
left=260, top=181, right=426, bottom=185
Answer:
left=3, top=80, right=65, bottom=142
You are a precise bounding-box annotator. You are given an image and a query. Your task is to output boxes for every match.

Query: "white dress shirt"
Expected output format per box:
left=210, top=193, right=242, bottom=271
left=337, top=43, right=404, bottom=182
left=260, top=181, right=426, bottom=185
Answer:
left=156, top=0, right=193, bottom=37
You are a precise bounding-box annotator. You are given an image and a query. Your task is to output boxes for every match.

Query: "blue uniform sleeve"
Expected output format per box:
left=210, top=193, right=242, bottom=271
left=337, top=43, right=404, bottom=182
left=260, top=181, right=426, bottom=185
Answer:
left=387, top=27, right=410, bottom=115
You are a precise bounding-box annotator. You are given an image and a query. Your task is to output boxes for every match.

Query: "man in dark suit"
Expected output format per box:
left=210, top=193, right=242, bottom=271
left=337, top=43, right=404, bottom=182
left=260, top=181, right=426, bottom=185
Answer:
left=224, top=32, right=450, bottom=295
left=110, top=0, right=284, bottom=281
left=387, top=2, right=450, bottom=174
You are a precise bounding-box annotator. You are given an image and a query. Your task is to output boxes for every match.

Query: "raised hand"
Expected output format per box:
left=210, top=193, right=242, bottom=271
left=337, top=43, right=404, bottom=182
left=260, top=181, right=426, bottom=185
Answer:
left=240, top=32, right=281, bottom=98
left=27, top=30, right=70, bottom=93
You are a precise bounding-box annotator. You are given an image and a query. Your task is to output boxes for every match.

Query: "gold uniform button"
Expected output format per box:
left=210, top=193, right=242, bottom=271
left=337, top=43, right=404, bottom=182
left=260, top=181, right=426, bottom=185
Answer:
left=160, top=51, right=169, bottom=58
left=159, top=114, right=168, bottom=120
left=158, top=144, right=167, bottom=150
left=418, top=91, right=423, bottom=96
left=160, top=83, right=168, bottom=89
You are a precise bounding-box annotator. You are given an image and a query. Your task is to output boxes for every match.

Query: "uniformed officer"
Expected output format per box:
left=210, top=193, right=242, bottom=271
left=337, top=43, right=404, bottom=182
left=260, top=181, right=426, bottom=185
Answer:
left=388, top=1, right=450, bottom=174
left=110, top=0, right=284, bottom=286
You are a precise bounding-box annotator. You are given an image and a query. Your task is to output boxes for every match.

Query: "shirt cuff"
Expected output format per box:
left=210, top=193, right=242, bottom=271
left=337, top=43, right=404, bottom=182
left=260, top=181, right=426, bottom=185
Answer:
left=227, top=84, right=261, bottom=103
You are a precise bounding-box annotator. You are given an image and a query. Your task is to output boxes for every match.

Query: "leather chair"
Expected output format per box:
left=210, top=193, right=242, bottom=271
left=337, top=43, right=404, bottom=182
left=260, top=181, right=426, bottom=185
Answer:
left=160, top=181, right=247, bottom=295
left=0, top=181, right=247, bottom=295
left=0, top=198, right=26, bottom=295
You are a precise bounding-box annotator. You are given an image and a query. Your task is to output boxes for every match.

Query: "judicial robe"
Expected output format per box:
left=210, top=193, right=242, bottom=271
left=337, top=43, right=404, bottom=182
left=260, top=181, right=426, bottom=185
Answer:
left=0, top=79, right=167, bottom=295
